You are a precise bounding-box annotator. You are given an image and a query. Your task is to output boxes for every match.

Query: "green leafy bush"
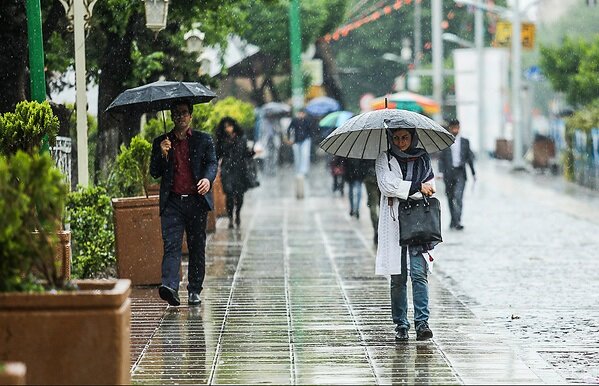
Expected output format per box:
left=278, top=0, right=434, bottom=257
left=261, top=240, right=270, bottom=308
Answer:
left=0, top=151, right=69, bottom=291
left=0, top=100, right=59, bottom=156
left=563, top=99, right=599, bottom=181
left=106, top=135, right=152, bottom=198
left=66, top=186, right=115, bottom=278
left=203, top=97, right=255, bottom=134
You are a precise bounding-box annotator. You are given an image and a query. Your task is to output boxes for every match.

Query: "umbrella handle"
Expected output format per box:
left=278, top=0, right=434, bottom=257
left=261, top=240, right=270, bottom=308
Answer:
left=162, top=111, right=167, bottom=134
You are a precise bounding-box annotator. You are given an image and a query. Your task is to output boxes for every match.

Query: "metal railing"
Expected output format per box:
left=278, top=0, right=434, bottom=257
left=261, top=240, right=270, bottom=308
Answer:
left=50, top=136, right=72, bottom=189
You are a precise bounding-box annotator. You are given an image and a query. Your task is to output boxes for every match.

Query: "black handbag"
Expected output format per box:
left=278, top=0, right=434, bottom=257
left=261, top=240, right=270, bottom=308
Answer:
left=398, top=196, right=442, bottom=246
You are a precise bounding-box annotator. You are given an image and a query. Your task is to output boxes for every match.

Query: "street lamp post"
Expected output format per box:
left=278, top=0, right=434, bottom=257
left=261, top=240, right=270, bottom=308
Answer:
left=510, top=0, right=525, bottom=169
left=59, top=0, right=97, bottom=187
left=475, top=0, right=486, bottom=159
left=25, top=0, right=49, bottom=152
left=454, top=0, right=536, bottom=169
left=143, top=0, right=169, bottom=34
left=289, top=0, right=303, bottom=113
left=431, top=0, right=443, bottom=122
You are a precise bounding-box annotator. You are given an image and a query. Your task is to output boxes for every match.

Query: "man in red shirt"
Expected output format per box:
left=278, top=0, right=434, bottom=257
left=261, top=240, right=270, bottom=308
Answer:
left=150, top=100, right=217, bottom=307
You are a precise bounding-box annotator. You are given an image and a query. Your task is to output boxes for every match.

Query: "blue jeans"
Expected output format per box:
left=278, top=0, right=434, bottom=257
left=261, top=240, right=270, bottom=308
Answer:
left=348, top=180, right=362, bottom=214
left=161, top=194, right=209, bottom=293
left=390, top=247, right=429, bottom=329
left=292, top=138, right=311, bottom=176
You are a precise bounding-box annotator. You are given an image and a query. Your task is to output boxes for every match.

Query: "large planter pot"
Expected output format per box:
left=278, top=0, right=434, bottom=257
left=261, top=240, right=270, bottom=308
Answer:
left=112, top=196, right=164, bottom=286
left=0, top=279, right=131, bottom=385
left=0, top=362, right=26, bottom=385
left=213, top=173, right=226, bottom=218
left=495, top=138, right=513, bottom=160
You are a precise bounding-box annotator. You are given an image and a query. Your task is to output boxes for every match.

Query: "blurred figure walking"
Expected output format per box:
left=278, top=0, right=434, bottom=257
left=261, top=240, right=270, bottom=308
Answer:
left=214, top=117, right=256, bottom=229
left=438, top=119, right=476, bottom=230
left=362, top=160, right=380, bottom=244
left=329, top=155, right=346, bottom=196
left=344, top=158, right=369, bottom=218
left=286, top=109, right=317, bottom=198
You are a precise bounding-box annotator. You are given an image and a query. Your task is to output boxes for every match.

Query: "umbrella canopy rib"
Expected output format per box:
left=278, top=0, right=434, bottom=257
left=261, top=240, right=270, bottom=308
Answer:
left=419, top=128, right=442, bottom=152
left=360, top=128, right=374, bottom=159
left=324, top=130, right=347, bottom=155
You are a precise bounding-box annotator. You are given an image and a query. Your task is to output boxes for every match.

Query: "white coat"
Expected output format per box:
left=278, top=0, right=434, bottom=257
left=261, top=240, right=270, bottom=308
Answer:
left=374, top=151, right=436, bottom=276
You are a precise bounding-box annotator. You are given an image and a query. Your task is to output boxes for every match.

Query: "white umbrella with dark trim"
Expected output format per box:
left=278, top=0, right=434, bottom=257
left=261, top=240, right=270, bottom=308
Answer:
left=319, top=108, right=454, bottom=159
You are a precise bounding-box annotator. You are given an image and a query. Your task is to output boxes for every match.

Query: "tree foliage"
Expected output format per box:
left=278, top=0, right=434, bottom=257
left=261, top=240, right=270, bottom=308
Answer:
left=540, top=36, right=599, bottom=107
left=238, top=0, right=349, bottom=104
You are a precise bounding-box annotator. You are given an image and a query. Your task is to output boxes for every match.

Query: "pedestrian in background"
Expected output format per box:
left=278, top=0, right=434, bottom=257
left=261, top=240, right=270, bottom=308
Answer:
left=362, top=160, right=380, bottom=245
left=344, top=158, right=369, bottom=219
left=438, top=119, right=476, bottom=230
left=150, top=100, right=217, bottom=307
left=286, top=109, right=317, bottom=198
left=375, top=127, right=436, bottom=342
left=214, top=117, right=256, bottom=229
left=330, top=155, right=346, bottom=196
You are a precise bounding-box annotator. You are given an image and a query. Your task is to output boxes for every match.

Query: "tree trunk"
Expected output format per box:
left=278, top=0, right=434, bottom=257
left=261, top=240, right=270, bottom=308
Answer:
left=95, top=16, right=138, bottom=182
left=0, top=1, right=28, bottom=113
left=315, top=39, right=345, bottom=109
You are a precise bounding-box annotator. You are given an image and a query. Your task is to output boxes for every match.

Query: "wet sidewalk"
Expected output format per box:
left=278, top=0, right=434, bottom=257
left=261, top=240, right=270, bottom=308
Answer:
left=126, top=158, right=594, bottom=385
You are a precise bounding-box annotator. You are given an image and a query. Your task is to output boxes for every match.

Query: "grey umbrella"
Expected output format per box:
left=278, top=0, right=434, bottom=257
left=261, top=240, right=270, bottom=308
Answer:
left=319, top=109, right=454, bottom=159
left=105, top=80, right=216, bottom=113
left=260, top=102, right=291, bottom=117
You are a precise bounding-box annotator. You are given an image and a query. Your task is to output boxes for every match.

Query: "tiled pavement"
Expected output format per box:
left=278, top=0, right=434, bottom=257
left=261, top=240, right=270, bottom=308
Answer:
left=128, top=159, right=586, bottom=385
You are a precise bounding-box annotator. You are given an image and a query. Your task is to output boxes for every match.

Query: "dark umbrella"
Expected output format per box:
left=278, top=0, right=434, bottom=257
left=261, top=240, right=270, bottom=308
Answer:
left=319, top=108, right=454, bottom=159
left=105, top=80, right=216, bottom=114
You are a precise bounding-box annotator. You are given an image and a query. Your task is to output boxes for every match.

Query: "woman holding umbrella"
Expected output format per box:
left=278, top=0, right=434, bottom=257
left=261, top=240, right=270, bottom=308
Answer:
left=319, top=108, right=454, bottom=342
left=214, top=117, right=256, bottom=229
left=375, top=127, right=436, bottom=342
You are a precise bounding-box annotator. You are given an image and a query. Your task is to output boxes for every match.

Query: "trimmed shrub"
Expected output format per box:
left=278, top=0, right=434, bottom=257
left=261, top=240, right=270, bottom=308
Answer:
left=66, top=186, right=115, bottom=278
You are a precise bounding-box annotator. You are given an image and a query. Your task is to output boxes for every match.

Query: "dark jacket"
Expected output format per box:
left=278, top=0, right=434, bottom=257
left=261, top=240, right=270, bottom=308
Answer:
left=438, top=137, right=476, bottom=179
left=150, top=130, right=218, bottom=215
left=343, top=158, right=371, bottom=182
left=216, top=135, right=255, bottom=195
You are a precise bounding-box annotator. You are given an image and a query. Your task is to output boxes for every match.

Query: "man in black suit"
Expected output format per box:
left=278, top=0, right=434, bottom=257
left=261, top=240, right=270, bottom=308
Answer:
left=438, top=119, right=476, bottom=230
left=150, top=100, right=218, bottom=307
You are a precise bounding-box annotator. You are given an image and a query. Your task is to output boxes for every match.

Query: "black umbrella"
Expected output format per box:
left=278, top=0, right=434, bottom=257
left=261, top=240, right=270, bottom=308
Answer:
left=319, top=108, right=454, bottom=159
left=105, top=80, right=216, bottom=114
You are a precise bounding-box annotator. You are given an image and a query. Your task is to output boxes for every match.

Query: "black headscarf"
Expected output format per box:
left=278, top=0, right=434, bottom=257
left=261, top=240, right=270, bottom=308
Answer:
left=386, top=128, right=434, bottom=192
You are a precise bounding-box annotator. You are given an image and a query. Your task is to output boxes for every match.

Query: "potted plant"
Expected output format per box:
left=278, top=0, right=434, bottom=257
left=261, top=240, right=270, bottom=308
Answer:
left=0, top=150, right=131, bottom=385
left=108, top=135, right=167, bottom=285
left=0, top=100, right=71, bottom=280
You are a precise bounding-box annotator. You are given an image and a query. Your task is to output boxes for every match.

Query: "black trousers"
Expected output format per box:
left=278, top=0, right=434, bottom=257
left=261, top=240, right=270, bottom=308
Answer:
left=226, top=192, right=244, bottom=219
left=160, top=194, right=208, bottom=293
left=443, top=168, right=467, bottom=226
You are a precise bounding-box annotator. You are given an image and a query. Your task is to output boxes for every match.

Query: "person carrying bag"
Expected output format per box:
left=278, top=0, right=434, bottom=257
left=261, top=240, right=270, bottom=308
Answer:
left=375, top=126, right=442, bottom=343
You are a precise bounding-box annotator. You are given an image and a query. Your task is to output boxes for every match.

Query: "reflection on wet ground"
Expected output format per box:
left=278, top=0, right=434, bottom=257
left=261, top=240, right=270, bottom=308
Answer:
left=129, top=162, right=556, bottom=384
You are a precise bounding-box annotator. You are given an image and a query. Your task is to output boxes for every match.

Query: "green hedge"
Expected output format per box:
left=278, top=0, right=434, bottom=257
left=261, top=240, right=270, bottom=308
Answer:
left=66, top=186, right=115, bottom=279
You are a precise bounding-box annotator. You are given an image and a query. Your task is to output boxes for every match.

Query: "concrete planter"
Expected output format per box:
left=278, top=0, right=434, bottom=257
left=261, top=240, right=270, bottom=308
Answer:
left=0, top=279, right=131, bottom=385
left=495, top=138, right=513, bottom=160
left=112, top=196, right=164, bottom=285
left=0, top=362, right=26, bottom=385
left=213, top=172, right=226, bottom=218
